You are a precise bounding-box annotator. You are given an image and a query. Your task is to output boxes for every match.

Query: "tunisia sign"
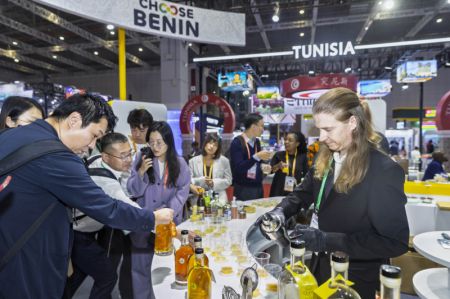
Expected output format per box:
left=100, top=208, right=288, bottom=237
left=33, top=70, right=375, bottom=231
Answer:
left=292, top=41, right=355, bottom=59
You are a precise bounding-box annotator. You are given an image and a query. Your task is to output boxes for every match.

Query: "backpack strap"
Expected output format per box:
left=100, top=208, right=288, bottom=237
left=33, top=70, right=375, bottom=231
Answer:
left=0, top=139, right=70, bottom=272
left=88, top=167, right=117, bottom=181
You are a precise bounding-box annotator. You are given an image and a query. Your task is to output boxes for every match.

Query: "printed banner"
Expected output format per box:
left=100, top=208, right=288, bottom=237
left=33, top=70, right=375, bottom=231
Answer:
left=33, top=0, right=246, bottom=46
left=283, top=97, right=315, bottom=115
left=280, top=74, right=357, bottom=97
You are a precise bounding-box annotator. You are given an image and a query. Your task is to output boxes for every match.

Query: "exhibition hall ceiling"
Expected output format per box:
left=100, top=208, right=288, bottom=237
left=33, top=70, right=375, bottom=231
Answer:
left=0, top=0, right=449, bottom=82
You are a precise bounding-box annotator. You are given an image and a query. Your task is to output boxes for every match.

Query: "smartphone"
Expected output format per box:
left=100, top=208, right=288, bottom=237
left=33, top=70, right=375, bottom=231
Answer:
left=140, top=146, right=154, bottom=160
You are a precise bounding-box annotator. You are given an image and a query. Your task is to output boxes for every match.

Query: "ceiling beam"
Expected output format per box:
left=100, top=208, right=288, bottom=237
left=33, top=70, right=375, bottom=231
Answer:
left=126, top=31, right=160, bottom=56
left=247, top=6, right=450, bottom=33
left=0, top=59, right=40, bottom=74
left=0, top=33, right=95, bottom=71
left=250, top=0, right=271, bottom=50
left=405, top=0, right=448, bottom=38
left=9, top=0, right=149, bottom=67
left=0, top=48, right=65, bottom=72
left=355, top=2, right=380, bottom=44
left=0, top=14, right=117, bottom=69
left=310, top=0, right=319, bottom=44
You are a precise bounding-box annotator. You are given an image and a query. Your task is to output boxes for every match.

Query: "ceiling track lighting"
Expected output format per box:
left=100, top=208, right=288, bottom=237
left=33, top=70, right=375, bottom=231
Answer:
left=272, top=2, right=280, bottom=23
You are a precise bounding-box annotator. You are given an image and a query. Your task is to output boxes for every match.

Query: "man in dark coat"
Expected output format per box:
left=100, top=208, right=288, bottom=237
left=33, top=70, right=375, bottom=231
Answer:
left=0, top=94, right=173, bottom=299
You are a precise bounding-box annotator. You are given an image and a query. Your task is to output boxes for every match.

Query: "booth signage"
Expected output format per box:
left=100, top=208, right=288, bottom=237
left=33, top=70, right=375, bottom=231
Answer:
left=179, top=94, right=235, bottom=134
left=284, top=98, right=315, bottom=115
left=280, top=74, right=358, bottom=97
left=33, top=0, right=246, bottom=46
left=292, top=41, right=355, bottom=59
left=436, top=90, right=450, bottom=130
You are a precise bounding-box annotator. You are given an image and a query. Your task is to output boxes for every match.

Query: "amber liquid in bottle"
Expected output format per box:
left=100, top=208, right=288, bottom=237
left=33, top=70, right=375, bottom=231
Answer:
left=175, top=230, right=194, bottom=285
left=187, top=248, right=211, bottom=299
left=187, top=236, right=209, bottom=276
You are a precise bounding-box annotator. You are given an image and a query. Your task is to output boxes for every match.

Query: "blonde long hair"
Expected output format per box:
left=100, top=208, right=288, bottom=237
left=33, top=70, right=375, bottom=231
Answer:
left=312, top=88, right=379, bottom=193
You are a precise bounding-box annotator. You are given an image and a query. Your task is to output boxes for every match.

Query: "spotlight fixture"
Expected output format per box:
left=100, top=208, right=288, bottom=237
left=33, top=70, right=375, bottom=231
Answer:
left=365, top=26, right=369, bottom=30
left=14, top=58, right=19, bottom=63
left=94, top=51, right=99, bottom=55
left=12, top=41, right=18, bottom=46
left=402, top=83, right=409, bottom=90
left=384, top=0, right=394, bottom=10
left=344, top=67, right=352, bottom=73
left=272, top=2, right=280, bottom=23
left=299, top=9, right=305, bottom=15
left=299, top=32, right=304, bottom=37
left=436, top=18, right=443, bottom=23
left=106, top=24, right=115, bottom=30
left=308, top=70, right=315, bottom=75
left=384, top=66, right=393, bottom=71
left=59, top=36, right=65, bottom=41
left=138, top=47, right=143, bottom=52
left=110, top=31, right=115, bottom=35
left=52, top=55, right=57, bottom=59
left=188, top=42, right=193, bottom=47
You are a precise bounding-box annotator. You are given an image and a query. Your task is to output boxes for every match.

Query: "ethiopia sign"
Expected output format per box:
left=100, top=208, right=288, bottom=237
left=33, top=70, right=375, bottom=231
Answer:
left=33, top=0, right=246, bottom=46
left=292, top=41, right=355, bottom=59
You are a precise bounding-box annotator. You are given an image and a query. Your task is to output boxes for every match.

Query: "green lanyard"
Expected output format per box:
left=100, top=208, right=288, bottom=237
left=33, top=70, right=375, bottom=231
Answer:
left=315, top=158, right=333, bottom=213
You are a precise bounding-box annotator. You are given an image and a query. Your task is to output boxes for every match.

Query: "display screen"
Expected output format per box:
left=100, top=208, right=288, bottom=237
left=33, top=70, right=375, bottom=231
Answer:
left=357, top=80, right=391, bottom=98
left=396, top=60, right=437, bottom=83
left=253, top=86, right=284, bottom=114
left=218, top=71, right=252, bottom=92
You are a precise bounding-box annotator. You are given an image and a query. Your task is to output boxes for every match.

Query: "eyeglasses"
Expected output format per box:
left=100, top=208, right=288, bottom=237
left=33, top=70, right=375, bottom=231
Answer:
left=105, top=151, right=133, bottom=161
left=148, top=140, right=166, bottom=148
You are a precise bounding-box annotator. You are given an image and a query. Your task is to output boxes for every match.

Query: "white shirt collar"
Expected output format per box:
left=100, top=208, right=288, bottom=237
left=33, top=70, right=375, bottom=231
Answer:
left=333, top=152, right=346, bottom=164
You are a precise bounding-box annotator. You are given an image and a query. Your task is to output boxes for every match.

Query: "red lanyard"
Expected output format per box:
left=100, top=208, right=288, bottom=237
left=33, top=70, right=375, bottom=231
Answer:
left=242, top=135, right=258, bottom=159
left=162, top=163, right=168, bottom=189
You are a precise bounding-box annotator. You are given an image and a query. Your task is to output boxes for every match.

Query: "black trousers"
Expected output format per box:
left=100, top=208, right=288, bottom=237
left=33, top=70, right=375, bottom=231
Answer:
left=67, top=231, right=118, bottom=299
left=233, top=183, right=264, bottom=201
left=97, top=228, right=133, bottom=299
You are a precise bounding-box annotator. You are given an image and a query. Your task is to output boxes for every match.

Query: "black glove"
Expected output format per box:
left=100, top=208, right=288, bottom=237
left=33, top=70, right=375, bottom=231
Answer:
left=257, top=207, right=286, bottom=241
left=288, top=225, right=327, bottom=252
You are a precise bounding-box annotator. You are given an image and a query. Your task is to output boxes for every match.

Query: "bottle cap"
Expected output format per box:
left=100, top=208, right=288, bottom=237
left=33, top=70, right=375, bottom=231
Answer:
left=290, top=239, right=305, bottom=249
left=380, top=265, right=401, bottom=278
left=195, top=248, right=204, bottom=254
left=331, top=251, right=349, bottom=263
left=194, top=236, right=202, bottom=242
left=181, top=230, right=189, bottom=235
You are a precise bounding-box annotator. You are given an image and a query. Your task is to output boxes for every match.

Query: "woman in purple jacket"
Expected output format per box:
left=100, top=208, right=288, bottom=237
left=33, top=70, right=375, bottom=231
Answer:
left=127, top=121, right=190, bottom=299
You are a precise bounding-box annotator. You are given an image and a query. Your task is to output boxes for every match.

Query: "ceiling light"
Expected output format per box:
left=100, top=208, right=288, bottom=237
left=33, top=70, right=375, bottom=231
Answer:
left=384, top=0, right=394, bottom=10
left=59, top=36, right=65, bottom=41
left=299, top=32, right=305, bottom=37
left=445, top=61, right=450, bottom=67
left=299, top=9, right=304, bottom=15
left=308, top=70, right=315, bottom=75
left=402, top=84, right=409, bottom=90
left=272, top=3, right=280, bottom=23
left=378, top=1, right=383, bottom=4
left=188, top=43, right=193, bottom=47
left=94, top=51, right=99, bottom=55
left=52, top=55, right=57, bottom=59
left=14, top=58, right=19, bottom=63
left=384, top=66, right=393, bottom=71
left=436, top=18, right=443, bottom=23
left=138, top=47, right=143, bottom=52
left=110, top=31, right=115, bottom=35
left=365, top=26, right=369, bottom=30
left=193, top=50, right=293, bottom=62
left=12, top=41, right=18, bottom=46
left=344, top=67, right=352, bottom=73
left=106, top=24, right=115, bottom=30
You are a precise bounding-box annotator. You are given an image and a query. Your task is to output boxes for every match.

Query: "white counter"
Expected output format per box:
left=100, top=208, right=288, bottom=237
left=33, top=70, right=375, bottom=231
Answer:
left=413, top=231, right=450, bottom=299
left=151, top=197, right=282, bottom=298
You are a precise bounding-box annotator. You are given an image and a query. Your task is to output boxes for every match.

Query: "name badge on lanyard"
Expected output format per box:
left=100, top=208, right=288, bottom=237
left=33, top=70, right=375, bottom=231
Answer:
left=284, top=176, right=296, bottom=192
left=244, top=136, right=258, bottom=180
left=283, top=150, right=297, bottom=192
left=310, top=158, right=333, bottom=229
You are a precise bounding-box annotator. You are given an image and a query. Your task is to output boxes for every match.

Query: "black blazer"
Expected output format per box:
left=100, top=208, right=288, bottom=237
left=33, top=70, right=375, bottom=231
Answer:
left=269, top=150, right=308, bottom=197
left=277, top=149, right=409, bottom=298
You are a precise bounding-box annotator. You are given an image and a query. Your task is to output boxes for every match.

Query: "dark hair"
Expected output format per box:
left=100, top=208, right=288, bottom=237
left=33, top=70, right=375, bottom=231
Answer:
left=145, top=121, right=180, bottom=188
left=287, top=131, right=307, bottom=155
left=51, top=93, right=117, bottom=132
left=243, top=113, right=263, bottom=130
left=98, top=132, right=129, bottom=153
left=127, top=109, right=153, bottom=129
left=0, top=96, right=44, bottom=129
left=201, top=133, right=222, bottom=159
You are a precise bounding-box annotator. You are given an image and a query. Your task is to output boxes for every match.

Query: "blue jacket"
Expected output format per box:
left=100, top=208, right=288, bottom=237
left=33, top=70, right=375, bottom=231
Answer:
left=0, top=120, right=155, bottom=299
left=422, top=160, right=445, bottom=181
left=229, top=136, right=263, bottom=186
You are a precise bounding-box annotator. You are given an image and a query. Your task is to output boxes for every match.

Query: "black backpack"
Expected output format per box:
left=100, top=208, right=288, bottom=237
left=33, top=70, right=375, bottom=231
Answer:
left=0, top=139, right=70, bottom=271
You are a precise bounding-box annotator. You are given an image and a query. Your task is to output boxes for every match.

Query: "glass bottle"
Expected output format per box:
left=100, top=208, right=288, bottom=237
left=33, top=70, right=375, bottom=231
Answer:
left=317, top=251, right=361, bottom=299
left=380, top=265, right=401, bottom=299
left=197, top=192, right=205, bottom=220
left=187, top=236, right=209, bottom=276
left=187, top=248, right=212, bottom=299
left=278, top=239, right=318, bottom=299
left=175, top=230, right=194, bottom=285
left=231, top=197, right=238, bottom=219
